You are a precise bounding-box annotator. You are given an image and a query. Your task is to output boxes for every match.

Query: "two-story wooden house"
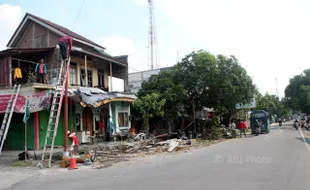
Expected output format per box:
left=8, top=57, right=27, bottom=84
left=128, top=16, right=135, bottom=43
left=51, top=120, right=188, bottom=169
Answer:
left=0, top=13, right=136, bottom=151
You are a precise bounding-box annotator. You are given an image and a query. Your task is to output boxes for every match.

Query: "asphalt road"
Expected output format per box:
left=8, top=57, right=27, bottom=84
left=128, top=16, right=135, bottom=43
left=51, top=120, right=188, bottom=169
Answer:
left=8, top=122, right=310, bottom=190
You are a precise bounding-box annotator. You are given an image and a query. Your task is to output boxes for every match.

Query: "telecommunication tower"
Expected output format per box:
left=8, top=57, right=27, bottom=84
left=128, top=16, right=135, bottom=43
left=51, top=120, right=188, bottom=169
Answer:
left=275, top=77, right=279, bottom=98
left=148, top=0, right=160, bottom=70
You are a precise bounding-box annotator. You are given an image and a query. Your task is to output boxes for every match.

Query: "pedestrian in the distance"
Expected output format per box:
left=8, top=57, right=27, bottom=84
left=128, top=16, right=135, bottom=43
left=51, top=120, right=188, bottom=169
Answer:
left=58, top=36, right=73, bottom=61
left=230, top=120, right=237, bottom=138
left=239, top=120, right=247, bottom=138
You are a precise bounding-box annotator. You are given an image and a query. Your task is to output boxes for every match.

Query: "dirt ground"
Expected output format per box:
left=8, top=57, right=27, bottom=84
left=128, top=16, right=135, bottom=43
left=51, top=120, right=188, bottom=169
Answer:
left=0, top=139, right=228, bottom=170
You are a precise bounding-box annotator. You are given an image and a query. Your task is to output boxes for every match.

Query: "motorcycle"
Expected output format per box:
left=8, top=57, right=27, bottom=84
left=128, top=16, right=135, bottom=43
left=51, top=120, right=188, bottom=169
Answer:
left=294, top=121, right=299, bottom=130
left=255, top=125, right=261, bottom=136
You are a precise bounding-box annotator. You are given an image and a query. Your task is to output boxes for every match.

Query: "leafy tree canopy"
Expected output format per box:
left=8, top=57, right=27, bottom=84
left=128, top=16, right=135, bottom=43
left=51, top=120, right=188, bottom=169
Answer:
left=136, top=50, right=256, bottom=122
left=285, top=69, right=310, bottom=114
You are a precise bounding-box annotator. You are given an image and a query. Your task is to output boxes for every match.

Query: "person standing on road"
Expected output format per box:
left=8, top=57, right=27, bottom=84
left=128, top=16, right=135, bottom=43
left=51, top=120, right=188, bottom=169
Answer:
left=230, top=120, right=237, bottom=138
left=239, top=120, right=247, bottom=138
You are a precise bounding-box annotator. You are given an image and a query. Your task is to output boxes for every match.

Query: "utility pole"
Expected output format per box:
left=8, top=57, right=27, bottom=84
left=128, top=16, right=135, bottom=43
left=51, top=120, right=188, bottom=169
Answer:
left=64, top=57, right=69, bottom=155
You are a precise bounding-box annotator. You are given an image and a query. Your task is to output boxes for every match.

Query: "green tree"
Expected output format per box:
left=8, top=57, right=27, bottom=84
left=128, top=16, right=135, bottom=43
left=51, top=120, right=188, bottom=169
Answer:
left=174, top=51, right=256, bottom=117
left=285, top=69, right=310, bottom=114
left=134, top=92, right=166, bottom=135
left=215, top=54, right=256, bottom=117
left=138, top=70, right=187, bottom=131
left=136, top=50, right=256, bottom=135
left=256, top=93, right=291, bottom=118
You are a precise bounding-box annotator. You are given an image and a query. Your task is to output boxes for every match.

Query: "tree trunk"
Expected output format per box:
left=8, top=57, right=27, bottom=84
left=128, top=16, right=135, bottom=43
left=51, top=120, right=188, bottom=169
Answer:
left=143, top=117, right=150, bottom=136
left=181, top=118, right=185, bottom=131
left=167, top=120, right=173, bottom=133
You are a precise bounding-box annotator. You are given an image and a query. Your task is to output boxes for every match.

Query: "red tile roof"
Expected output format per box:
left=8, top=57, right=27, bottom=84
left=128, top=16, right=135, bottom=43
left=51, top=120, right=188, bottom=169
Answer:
left=26, top=13, right=105, bottom=49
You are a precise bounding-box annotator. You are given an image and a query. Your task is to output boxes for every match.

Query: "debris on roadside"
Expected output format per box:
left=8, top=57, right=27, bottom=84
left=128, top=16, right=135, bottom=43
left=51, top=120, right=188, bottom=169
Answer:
left=9, top=131, right=227, bottom=171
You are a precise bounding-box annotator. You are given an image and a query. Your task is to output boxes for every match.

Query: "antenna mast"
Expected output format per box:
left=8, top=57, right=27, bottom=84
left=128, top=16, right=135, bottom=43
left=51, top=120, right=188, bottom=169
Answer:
left=275, top=77, right=279, bottom=97
left=148, top=0, right=160, bottom=70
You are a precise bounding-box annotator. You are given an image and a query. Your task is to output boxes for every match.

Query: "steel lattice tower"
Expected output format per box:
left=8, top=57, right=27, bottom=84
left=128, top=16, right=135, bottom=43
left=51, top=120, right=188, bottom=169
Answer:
left=148, top=0, right=160, bottom=70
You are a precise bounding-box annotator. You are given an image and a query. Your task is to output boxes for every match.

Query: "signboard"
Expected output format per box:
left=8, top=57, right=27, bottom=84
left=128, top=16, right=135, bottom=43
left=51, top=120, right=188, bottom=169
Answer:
left=251, top=113, right=265, bottom=118
left=236, top=98, right=256, bottom=109
left=0, top=90, right=50, bottom=113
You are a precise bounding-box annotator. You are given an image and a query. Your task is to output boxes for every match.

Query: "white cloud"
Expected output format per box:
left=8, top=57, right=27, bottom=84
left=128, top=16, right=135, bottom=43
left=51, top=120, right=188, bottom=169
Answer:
left=99, top=36, right=146, bottom=72
left=133, top=0, right=148, bottom=7
left=0, top=4, right=23, bottom=49
left=100, top=36, right=137, bottom=56
left=147, top=0, right=310, bottom=98
left=99, top=36, right=143, bottom=91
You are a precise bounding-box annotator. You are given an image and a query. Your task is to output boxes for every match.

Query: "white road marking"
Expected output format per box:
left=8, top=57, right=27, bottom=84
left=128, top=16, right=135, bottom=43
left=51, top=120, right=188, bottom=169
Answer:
left=299, top=128, right=310, bottom=153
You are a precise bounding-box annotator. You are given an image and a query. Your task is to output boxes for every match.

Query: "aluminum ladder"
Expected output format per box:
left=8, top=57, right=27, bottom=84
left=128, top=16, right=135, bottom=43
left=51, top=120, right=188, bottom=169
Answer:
left=40, top=58, right=70, bottom=168
left=0, top=84, right=21, bottom=155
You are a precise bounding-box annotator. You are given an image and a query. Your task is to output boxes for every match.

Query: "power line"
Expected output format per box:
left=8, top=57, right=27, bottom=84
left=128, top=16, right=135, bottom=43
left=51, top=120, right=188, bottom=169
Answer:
left=72, top=0, right=86, bottom=30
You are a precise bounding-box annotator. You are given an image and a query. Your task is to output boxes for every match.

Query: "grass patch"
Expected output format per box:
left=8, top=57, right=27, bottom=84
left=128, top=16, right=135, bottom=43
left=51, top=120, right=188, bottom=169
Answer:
left=11, top=160, right=33, bottom=167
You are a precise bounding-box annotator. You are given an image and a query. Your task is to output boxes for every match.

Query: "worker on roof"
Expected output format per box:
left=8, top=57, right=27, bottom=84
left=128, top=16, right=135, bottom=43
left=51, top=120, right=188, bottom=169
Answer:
left=59, top=36, right=73, bottom=61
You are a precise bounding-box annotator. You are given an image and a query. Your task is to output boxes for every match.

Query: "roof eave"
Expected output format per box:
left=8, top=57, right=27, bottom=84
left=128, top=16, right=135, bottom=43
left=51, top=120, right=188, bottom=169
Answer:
left=7, top=13, right=106, bottom=51
left=72, top=47, right=127, bottom=67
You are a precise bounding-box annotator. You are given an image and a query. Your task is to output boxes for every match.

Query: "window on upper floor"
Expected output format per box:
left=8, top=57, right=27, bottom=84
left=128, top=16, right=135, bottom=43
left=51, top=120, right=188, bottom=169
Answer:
left=98, top=69, right=105, bottom=88
left=80, top=69, right=93, bottom=87
left=70, top=63, right=77, bottom=86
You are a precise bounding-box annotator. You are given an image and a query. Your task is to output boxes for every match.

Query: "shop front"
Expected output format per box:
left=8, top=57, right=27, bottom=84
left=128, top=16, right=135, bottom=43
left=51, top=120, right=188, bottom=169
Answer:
left=71, top=87, right=136, bottom=143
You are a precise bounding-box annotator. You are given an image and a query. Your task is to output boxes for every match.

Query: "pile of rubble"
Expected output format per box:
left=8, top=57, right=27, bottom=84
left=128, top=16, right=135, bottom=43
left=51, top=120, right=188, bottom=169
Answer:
left=58, top=133, right=194, bottom=169
left=125, top=137, right=193, bottom=154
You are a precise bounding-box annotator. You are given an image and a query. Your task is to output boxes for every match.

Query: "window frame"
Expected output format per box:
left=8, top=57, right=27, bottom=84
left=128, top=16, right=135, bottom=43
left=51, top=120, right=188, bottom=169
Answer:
left=118, top=112, right=129, bottom=127
left=80, top=68, right=93, bottom=87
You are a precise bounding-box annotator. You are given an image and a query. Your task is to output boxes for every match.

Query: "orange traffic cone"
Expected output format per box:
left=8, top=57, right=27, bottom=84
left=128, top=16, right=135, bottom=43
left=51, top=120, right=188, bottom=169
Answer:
left=68, top=157, right=78, bottom=170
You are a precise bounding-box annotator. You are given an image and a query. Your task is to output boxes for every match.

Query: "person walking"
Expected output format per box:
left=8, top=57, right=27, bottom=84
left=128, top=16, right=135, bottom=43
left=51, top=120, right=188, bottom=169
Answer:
left=239, top=120, right=247, bottom=138
left=58, top=36, right=73, bottom=61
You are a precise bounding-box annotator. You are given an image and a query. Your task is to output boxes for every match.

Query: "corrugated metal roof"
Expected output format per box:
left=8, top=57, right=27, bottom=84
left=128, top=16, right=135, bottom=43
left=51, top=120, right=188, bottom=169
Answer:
left=76, top=87, right=137, bottom=107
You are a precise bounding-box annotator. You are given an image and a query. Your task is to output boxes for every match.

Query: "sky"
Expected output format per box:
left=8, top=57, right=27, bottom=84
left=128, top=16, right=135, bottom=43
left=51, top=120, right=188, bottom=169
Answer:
left=1, top=0, right=310, bottom=97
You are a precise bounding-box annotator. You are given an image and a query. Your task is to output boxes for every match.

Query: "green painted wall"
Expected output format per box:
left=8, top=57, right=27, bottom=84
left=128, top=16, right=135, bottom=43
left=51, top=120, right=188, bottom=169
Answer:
left=4, top=104, right=76, bottom=150
left=6, top=113, right=35, bottom=150
left=112, top=102, right=131, bottom=133
left=39, top=106, right=76, bottom=149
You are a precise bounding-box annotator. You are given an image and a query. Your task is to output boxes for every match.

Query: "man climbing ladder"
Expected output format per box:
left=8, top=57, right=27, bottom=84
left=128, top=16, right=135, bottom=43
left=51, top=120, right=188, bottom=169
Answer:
left=59, top=36, right=73, bottom=61
left=40, top=36, right=73, bottom=168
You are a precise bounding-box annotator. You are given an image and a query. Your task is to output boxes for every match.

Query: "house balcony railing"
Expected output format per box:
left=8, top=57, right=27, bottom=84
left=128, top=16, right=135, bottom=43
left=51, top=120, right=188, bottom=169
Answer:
left=11, top=68, right=111, bottom=92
